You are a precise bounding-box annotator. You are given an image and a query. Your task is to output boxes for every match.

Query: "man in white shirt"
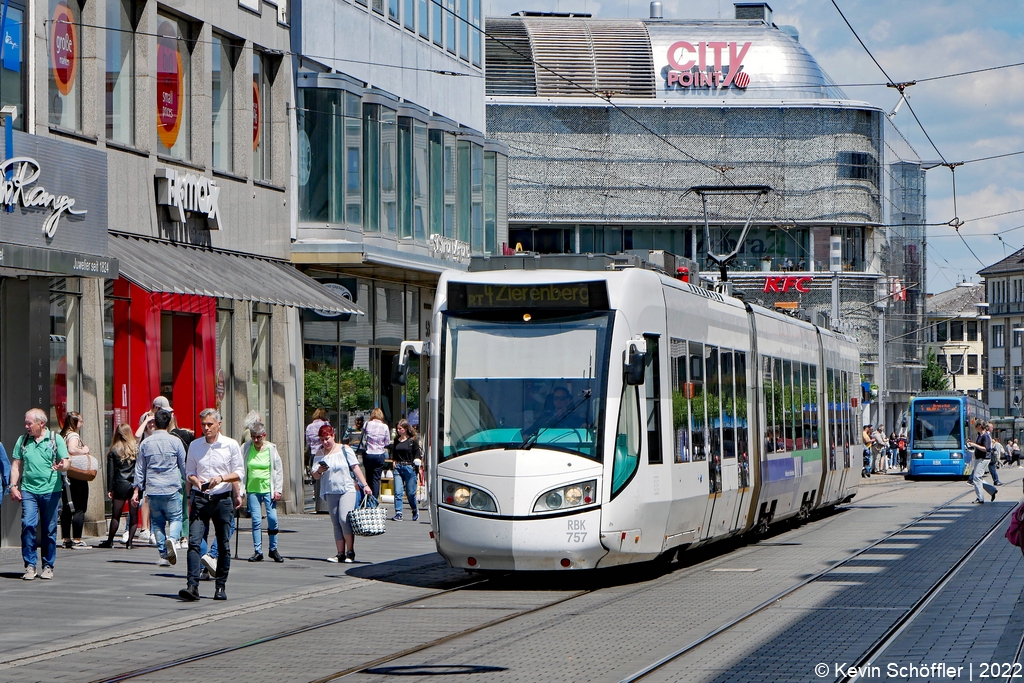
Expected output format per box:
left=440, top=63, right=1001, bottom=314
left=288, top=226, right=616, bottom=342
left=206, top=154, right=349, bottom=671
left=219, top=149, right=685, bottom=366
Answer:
left=179, top=408, right=244, bottom=602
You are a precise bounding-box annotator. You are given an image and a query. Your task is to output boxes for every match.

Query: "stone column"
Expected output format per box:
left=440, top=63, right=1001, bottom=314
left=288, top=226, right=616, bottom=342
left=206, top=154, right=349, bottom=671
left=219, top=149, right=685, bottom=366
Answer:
left=79, top=278, right=107, bottom=537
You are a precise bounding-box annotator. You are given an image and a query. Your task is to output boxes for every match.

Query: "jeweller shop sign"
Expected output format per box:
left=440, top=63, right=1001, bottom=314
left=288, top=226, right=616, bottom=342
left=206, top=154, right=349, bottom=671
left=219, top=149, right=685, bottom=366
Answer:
left=0, top=130, right=108, bottom=258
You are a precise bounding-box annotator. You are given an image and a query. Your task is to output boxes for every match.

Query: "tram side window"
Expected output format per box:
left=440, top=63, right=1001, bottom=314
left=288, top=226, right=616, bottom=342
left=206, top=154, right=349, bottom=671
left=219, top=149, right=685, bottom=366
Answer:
left=842, top=372, right=852, bottom=468
left=721, top=350, right=736, bottom=459
left=763, top=356, right=776, bottom=453
left=807, top=365, right=817, bottom=449
left=780, top=359, right=793, bottom=451
left=644, top=335, right=663, bottom=464
left=670, top=338, right=689, bottom=463
left=611, top=383, right=641, bottom=497
left=690, top=341, right=707, bottom=461
left=826, top=368, right=837, bottom=471
left=735, top=351, right=749, bottom=487
left=706, top=346, right=722, bottom=462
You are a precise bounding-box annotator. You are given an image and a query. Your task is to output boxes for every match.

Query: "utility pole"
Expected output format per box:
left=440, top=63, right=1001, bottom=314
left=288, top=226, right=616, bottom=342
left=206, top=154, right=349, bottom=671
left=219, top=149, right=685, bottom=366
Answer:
left=877, top=278, right=888, bottom=427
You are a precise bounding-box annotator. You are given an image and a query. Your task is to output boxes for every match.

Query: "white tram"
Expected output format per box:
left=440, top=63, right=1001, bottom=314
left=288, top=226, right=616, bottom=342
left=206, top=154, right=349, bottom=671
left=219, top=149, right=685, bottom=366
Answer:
left=396, top=265, right=861, bottom=571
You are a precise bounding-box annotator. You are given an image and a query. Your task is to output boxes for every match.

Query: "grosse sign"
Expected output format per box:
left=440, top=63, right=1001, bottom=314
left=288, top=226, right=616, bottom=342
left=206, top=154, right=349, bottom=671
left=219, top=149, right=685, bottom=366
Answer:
left=664, top=41, right=752, bottom=90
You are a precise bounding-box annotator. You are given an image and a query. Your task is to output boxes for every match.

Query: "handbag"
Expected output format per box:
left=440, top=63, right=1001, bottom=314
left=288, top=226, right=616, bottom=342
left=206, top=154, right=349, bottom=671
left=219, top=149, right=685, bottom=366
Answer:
left=68, top=454, right=99, bottom=482
left=1006, top=501, right=1024, bottom=556
left=347, top=494, right=387, bottom=536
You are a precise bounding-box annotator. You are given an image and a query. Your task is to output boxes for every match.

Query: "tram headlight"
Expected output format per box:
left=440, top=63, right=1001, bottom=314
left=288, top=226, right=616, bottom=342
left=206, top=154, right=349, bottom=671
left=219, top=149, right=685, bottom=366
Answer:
left=951, top=452, right=963, bottom=459
left=441, top=480, right=497, bottom=513
left=534, top=480, right=597, bottom=513
left=912, top=452, right=923, bottom=459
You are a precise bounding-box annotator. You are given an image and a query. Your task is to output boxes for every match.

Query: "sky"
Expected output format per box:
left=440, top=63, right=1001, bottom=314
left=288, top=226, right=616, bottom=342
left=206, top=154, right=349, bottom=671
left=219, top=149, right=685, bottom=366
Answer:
left=483, top=0, right=1024, bottom=294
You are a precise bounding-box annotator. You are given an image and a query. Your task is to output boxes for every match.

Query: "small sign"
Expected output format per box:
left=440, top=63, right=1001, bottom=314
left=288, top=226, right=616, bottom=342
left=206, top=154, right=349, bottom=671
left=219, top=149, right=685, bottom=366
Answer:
left=50, top=2, right=76, bottom=96
left=428, top=234, right=471, bottom=263
left=155, top=168, right=222, bottom=230
left=252, top=80, right=261, bottom=151
left=763, top=276, right=812, bottom=293
left=4, top=15, right=21, bottom=73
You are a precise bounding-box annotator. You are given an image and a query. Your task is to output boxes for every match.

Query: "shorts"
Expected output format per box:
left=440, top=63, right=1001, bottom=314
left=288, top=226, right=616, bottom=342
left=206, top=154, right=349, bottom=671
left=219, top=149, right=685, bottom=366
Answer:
left=326, top=492, right=357, bottom=539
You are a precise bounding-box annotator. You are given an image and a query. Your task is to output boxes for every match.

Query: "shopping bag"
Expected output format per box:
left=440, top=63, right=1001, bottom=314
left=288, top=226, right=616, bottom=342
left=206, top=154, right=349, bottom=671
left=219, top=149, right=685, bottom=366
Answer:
left=347, top=494, right=387, bottom=536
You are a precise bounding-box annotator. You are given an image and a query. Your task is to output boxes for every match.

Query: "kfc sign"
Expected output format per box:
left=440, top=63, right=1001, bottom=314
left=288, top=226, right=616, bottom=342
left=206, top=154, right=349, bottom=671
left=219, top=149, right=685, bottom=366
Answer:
left=763, top=276, right=812, bottom=293
left=664, top=41, right=752, bottom=90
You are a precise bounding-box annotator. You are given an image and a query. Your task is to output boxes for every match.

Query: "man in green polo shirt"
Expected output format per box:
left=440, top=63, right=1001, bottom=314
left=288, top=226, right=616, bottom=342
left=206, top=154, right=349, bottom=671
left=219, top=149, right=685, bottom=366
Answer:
left=9, top=408, right=70, bottom=580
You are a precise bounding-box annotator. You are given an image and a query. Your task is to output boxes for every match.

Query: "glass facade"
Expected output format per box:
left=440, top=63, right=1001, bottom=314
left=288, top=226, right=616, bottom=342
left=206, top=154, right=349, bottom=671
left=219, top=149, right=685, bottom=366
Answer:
left=156, top=13, right=192, bottom=160
left=211, top=34, right=234, bottom=172
left=0, top=3, right=24, bottom=130
left=50, top=278, right=81, bottom=431
left=105, top=0, right=135, bottom=144
left=253, top=52, right=272, bottom=180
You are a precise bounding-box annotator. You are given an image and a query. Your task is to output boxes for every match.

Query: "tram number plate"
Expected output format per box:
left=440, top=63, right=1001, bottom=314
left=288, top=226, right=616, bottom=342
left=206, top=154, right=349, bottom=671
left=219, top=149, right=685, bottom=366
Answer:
left=567, top=520, right=587, bottom=543
left=932, top=460, right=942, bottom=465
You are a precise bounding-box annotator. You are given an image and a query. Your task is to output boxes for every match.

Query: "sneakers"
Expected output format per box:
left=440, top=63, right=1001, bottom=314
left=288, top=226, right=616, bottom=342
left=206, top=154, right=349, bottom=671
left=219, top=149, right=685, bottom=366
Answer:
left=97, top=540, right=113, bottom=549
left=213, top=586, right=227, bottom=601
left=344, top=550, right=355, bottom=564
left=991, top=488, right=998, bottom=502
left=327, top=554, right=342, bottom=563
left=178, top=585, right=200, bottom=602
left=40, top=566, right=53, bottom=580
left=268, top=549, right=284, bottom=563
left=62, top=539, right=73, bottom=549
left=179, top=538, right=189, bottom=549
left=412, top=513, right=419, bottom=522
left=199, top=568, right=213, bottom=581
left=165, top=540, right=177, bottom=566
left=121, top=528, right=129, bottom=544
left=138, top=529, right=151, bottom=544
left=391, top=513, right=403, bottom=521
left=22, top=565, right=36, bottom=581
left=72, top=540, right=90, bottom=549
left=158, top=558, right=171, bottom=567
left=201, top=554, right=217, bottom=574
left=248, top=552, right=264, bottom=562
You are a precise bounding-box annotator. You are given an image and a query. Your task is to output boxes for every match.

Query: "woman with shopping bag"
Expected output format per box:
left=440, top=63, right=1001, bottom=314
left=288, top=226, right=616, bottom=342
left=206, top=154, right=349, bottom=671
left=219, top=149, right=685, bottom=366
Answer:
left=312, top=424, right=372, bottom=563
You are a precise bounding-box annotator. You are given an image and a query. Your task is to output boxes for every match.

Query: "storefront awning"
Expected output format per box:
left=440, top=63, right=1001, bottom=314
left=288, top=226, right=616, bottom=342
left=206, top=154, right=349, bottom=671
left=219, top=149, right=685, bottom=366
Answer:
left=109, top=233, right=364, bottom=315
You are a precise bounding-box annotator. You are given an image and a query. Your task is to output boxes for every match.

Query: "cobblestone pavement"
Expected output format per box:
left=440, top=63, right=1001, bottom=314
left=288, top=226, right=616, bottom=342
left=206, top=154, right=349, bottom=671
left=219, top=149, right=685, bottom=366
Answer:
left=1, top=471, right=1021, bottom=683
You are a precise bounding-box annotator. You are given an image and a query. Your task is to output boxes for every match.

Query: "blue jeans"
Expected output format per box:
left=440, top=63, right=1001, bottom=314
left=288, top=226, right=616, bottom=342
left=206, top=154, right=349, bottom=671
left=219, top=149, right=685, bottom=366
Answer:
left=247, top=492, right=278, bottom=554
left=971, top=458, right=997, bottom=502
left=203, top=511, right=236, bottom=559
left=188, top=494, right=234, bottom=588
left=989, top=457, right=1004, bottom=485
left=392, top=464, right=418, bottom=516
left=21, top=489, right=62, bottom=568
left=148, top=493, right=183, bottom=558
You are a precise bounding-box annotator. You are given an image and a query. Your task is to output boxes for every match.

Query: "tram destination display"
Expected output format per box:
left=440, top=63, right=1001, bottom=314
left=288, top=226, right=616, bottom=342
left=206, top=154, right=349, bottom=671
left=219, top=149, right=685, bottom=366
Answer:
left=447, top=281, right=609, bottom=311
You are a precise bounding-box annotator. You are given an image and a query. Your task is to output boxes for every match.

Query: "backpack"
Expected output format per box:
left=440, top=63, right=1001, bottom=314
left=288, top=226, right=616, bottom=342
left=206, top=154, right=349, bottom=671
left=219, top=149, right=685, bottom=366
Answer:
left=1006, top=502, right=1024, bottom=555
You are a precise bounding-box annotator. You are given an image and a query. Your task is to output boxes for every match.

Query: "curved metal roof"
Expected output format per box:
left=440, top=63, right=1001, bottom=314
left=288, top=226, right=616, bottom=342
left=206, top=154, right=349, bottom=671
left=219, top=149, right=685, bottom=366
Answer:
left=486, top=17, right=851, bottom=104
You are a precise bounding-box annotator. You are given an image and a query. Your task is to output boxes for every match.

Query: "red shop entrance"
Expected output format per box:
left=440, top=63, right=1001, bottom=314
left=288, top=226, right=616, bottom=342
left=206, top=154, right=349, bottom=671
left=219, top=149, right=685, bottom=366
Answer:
left=111, top=279, right=217, bottom=432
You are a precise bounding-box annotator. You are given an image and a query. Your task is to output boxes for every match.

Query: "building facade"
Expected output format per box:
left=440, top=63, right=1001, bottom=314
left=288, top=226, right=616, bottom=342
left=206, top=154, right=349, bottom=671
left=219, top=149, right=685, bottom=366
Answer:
left=978, top=252, right=1024, bottom=421
left=291, top=0, right=508, bottom=431
left=923, top=283, right=985, bottom=400
left=483, top=2, right=926, bottom=428
left=2, top=0, right=357, bottom=545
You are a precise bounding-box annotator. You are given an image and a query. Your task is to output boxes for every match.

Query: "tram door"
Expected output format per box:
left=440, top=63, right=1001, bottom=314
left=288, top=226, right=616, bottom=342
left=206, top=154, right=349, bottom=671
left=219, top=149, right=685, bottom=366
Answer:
left=699, top=345, right=740, bottom=541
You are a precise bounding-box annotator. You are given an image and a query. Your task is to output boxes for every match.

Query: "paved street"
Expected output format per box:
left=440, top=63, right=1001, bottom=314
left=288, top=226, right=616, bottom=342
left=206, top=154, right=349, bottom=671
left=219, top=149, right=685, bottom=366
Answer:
left=1, top=472, right=1022, bottom=683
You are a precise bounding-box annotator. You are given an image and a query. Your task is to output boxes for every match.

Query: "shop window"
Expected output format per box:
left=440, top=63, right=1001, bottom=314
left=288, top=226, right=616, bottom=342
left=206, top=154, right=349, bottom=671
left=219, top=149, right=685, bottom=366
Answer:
left=0, top=3, right=24, bottom=130
left=457, top=140, right=471, bottom=243
left=419, top=0, right=429, bottom=38
left=250, top=305, right=271, bottom=427
left=304, top=343, right=340, bottom=425
left=471, top=0, right=481, bottom=66
left=443, top=132, right=457, bottom=238
left=156, top=12, right=193, bottom=160
left=398, top=117, right=413, bottom=239
left=375, top=283, right=405, bottom=346
left=339, top=279, right=373, bottom=346
left=432, top=0, right=442, bottom=46
left=106, top=0, right=137, bottom=143
left=381, top=108, right=398, bottom=234
left=470, top=143, right=483, bottom=253
left=483, top=151, right=497, bottom=254
left=216, top=304, right=233, bottom=437
left=211, top=34, right=236, bottom=172
left=298, top=88, right=361, bottom=225
left=50, top=278, right=82, bottom=431
left=446, top=0, right=456, bottom=54
left=49, top=0, right=83, bottom=131
left=253, top=50, right=273, bottom=181
left=389, top=0, right=399, bottom=23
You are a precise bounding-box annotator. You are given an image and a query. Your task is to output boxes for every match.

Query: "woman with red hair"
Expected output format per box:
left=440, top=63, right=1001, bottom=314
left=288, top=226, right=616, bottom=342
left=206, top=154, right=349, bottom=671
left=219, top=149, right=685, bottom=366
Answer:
left=312, top=424, right=372, bottom=563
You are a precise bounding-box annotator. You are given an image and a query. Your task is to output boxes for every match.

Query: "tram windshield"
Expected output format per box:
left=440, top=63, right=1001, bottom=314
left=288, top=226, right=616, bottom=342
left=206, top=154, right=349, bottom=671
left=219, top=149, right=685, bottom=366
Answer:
left=440, top=312, right=612, bottom=461
left=912, top=400, right=963, bottom=450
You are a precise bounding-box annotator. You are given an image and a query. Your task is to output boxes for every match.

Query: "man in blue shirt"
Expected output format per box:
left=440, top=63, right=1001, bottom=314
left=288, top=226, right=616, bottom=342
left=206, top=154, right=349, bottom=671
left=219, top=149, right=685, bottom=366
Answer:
left=133, top=410, right=186, bottom=567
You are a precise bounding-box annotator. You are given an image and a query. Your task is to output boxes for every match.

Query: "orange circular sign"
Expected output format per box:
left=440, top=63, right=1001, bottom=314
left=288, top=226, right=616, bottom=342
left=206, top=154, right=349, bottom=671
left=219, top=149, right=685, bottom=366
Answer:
left=252, top=81, right=261, bottom=151
left=156, top=20, right=184, bottom=149
left=50, top=3, right=77, bottom=96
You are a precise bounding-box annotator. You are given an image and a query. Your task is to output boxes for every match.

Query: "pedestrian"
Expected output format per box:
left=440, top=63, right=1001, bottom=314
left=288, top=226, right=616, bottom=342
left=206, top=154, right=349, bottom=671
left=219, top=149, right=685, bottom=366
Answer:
left=305, top=408, right=329, bottom=476
left=180, top=408, right=244, bottom=602
left=861, top=425, right=873, bottom=477
left=988, top=425, right=1005, bottom=486
left=1012, top=439, right=1023, bottom=468
left=897, top=432, right=909, bottom=471
left=242, top=413, right=284, bottom=563
left=60, top=412, right=97, bottom=549
left=98, top=424, right=139, bottom=548
left=169, top=418, right=196, bottom=551
left=966, top=420, right=997, bottom=504
left=887, top=431, right=899, bottom=474
left=313, top=423, right=372, bottom=563
left=871, top=425, right=887, bottom=473
left=134, top=396, right=172, bottom=545
left=389, top=419, right=420, bottom=522
left=0, top=442, right=10, bottom=512
left=361, top=408, right=391, bottom=499
left=133, top=410, right=186, bottom=567
left=9, top=408, right=70, bottom=580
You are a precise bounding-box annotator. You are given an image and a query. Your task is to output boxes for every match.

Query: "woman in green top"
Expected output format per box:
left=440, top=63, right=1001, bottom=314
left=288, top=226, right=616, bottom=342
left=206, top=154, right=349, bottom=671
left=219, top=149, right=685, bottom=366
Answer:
left=244, top=417, right=284, bottom=562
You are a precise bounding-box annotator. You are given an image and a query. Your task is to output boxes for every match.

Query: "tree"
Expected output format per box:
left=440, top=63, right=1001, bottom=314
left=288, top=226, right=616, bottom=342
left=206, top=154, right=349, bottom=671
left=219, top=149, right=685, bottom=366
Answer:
left=921, top=348, right=951, bottom=392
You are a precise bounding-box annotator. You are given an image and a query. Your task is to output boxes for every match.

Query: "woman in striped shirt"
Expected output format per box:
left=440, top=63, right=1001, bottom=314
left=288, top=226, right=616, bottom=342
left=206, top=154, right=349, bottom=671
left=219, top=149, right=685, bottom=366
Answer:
left=361, top=408, right=391, bottom=499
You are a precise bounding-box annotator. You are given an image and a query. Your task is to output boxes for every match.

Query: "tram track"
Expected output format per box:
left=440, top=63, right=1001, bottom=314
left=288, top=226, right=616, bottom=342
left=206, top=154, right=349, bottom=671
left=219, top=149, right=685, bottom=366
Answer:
left=617, top=487, right=984, bottom=682
left=85, top=481, right=981, bottom=683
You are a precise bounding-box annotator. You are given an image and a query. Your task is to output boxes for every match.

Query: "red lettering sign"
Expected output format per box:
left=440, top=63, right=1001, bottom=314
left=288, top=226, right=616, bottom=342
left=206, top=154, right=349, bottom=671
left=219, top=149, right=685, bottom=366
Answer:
left=763, top=277, right=812, bottom=293
left=50, top=3, right=77, bottom=97
left=664, top=41, right=752, bottom=91
left=253, top=81, right=261, bottom=151
left=156, top=20, right=184, bottom=150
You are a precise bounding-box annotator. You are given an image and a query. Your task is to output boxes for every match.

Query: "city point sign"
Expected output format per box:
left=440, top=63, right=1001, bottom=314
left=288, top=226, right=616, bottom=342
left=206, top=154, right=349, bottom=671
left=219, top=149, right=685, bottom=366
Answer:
left=763, top=276, right=812, bottom=293
left=664, top=41, right=752, bottom=90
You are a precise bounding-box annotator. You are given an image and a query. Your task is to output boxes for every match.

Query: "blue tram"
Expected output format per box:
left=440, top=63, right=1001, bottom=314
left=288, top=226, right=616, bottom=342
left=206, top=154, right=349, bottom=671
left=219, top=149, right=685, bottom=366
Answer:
left=907, top=392, right=990, bottom=478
